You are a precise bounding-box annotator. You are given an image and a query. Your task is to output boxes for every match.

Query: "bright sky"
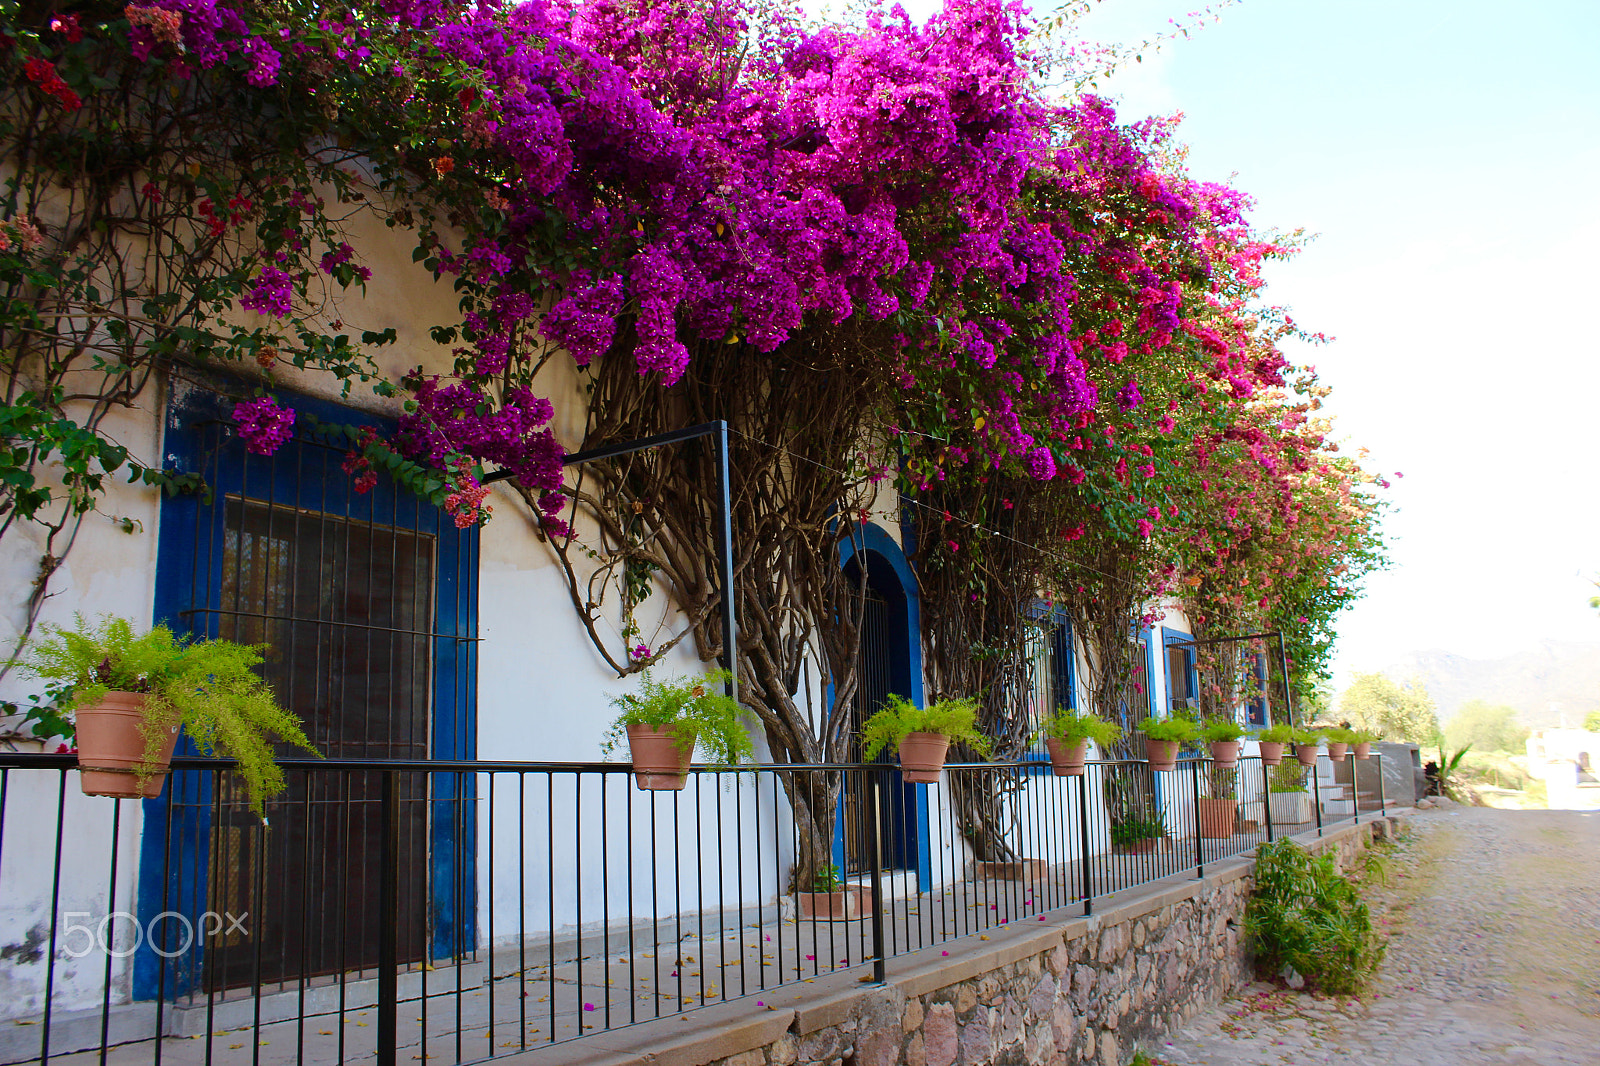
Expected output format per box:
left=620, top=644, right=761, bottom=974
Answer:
left=812, top=0, right=1600, bottom=682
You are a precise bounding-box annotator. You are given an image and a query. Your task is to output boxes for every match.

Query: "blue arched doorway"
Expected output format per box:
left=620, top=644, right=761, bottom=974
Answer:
left=837, top=524, right=933, bottom=891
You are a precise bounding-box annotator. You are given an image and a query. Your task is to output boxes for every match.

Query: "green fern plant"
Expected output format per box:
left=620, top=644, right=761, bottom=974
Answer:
left=1257, top=724, right=1295, bottom=744
left=859, top=694, right=992, bottom=760
left=601, top=669, right=755, bottom=767
left=1135, top=715, right=1199, bottom=744
left=1039, top=709, right=1123, bottom=748
left=22, top=616, right=315, bottom=817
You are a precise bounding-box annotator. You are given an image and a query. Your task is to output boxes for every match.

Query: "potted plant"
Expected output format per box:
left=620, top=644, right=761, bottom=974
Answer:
left=1110, top=808, right=1167, bottom=853
left=22, top=616, right=314, bottom=814
left=860, top=694, right=992, bottom=784
left=1292, top=727, right=1324, bottom=767
left=1135, top=715, right=1198, bottom=772
left=1267, top=761, right=1312, bottom=824
left=793, top=862, right=873, bottom=920
left=1196, top=764, right=1238, bottom=839
left=1256, top=723, right=1294, bottom=766
left=1200, top=716, right=1246, bottom=769
left=1351, top=729, right=1380, bottom=759
left=602, top=669, right=754, bottom=790
left=1322, top=726, right=1355, bottom=762
left=1038, top=710, right=1123, bottom=777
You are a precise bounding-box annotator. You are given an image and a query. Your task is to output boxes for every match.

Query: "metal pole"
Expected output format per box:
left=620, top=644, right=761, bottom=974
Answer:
left=1262, top=756, right=1275, bottom=843
left=1274, top=633, right=1295, bottom=729
left=377, top=771, right=398, bottom=1066
left=1312, top=755, right=1323, bottom=837
left=712, top=420, right=738, bottom=702
left=1190, top=759, right=1204, bottom=878
left=869, top=772, right=886, bottom=985
left=1377, top=752, right=1386, bottom=816
left=1077, top=769, right=1094, bottom=917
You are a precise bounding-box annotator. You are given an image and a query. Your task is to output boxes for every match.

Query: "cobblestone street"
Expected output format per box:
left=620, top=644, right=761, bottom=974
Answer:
left=1151, top=805, right=1600, bottom=1065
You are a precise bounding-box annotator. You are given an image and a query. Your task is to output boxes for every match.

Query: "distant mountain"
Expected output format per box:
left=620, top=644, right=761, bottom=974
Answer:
left=1378, top=641, right=1600, bottom=729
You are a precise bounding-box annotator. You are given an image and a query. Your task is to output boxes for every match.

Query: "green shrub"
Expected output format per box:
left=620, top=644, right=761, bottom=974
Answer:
left=1245, top=839, right=1385, bottom=995
left=1257, top=724, right=1294, bottom=743
left=860, top=694, right=992, bottom=760
left=1110, top=809, right=1166, bottom=846
left=1290, top=727, right=1324, bottom=746
left=1268, top=761, right=1308, bottom=793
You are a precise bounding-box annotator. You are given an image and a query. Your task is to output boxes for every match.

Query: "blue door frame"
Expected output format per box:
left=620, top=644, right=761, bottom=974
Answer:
left=134, top=383, right=477, bottom=999
left=834, top=523, right=932, bottom=892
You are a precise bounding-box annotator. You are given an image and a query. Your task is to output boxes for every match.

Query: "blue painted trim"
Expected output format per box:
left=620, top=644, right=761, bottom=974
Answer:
left=834, top=523, right=932, bottom=893
left=1141, top=627, right=1159, bottom=718
left=1160, top=627, right=1198, bottom=713
left=137, top=382, right=478, bottom=998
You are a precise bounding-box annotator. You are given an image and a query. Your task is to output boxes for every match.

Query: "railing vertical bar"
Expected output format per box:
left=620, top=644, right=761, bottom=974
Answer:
left=1262, top=755, right=1275, bottom=843
left=38, top=770, right=67, bottom=1066
left=715, top=771, right=726, bottom=1003
left=1377, top=752, right=1386, bottom=815
left=518, top=772, right=527, bottom=1047
left=1313, top=756, right=1324, bottom=836
left=376, top=770, right=398, bottom=1066
left=1191, top=759, right=1204, bottom=878
left=1077, top=766, right=1093, bottom=917
left=487, top=771, right=497, bottom=1053
left=97, top=796, right=121, bottom=1066
left=574, top=771, right=583, bottom=1026
left=869, top=770, right=886, bottom=984
left=548, top=774, right=557, bottom=1034
left=602, top=770, right=612, bottom=1030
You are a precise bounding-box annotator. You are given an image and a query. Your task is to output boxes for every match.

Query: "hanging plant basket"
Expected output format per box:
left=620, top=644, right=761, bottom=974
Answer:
left=1293, top=743, right=1320, bottom=768
left=898, top=732, right=950, bottom=784
left=1144, top=737, right=1180, bottom=772
left=625, top=723, right=697, bottom=791
left=1325, top=741, right=1349, bottom=761
left=1044, top=737, right=1089, bottom=777
left=75, top=692, right=180, bottom=800
left=1208, top=740, right=1240, bottom=769
left=1258, top=741, right=1286, bottom=766
left=1353, top=742, right=1372, bottom=760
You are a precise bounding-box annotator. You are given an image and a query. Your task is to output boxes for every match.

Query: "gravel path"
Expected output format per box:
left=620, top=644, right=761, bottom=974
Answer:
left=1150, top=804, right=1600, bottom=1065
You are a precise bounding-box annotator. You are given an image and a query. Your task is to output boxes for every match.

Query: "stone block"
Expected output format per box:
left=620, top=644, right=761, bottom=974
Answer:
left=1027, top=973, right=1058, bottom=1019
left=903, top=999, right=924, bottom=1033
left=924, top=1003, right=959, bottom=1066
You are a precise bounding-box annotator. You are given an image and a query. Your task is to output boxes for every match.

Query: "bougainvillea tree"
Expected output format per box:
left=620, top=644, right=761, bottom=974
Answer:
left=0, top=0, right=1386, bottom=880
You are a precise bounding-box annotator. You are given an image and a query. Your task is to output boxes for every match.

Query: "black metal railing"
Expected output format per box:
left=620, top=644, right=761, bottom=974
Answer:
left=0, top=749, right=1381, bottom=1065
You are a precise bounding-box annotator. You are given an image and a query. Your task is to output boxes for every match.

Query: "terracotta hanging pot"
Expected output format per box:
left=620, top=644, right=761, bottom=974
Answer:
left=1144, top=737, right=1180, bottom=772
left=1044, top=737, right=1089, bottom=777
left=1258, top=741, right=1286, bottom=766
left=898, top=732, right=950, bottom=784
left=75, top=692, right=180, bottom=799
left=1196, top=797, right=1237, bottom=839
left=1208, top=740, right=1240, bottom=769
left=625, top=723, right=696, bottom=790
left=1353, top=742, right=1372, bottom=760
left=1294, top=743, right=1320, bottom=767
left=1325, top=741, right=1349, bottom=761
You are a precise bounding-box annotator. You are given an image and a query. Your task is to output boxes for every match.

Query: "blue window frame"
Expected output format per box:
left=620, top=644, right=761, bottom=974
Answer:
left=1161, top=627, right=1199, bottom=715
left=135, top=381, right=478, bottom=999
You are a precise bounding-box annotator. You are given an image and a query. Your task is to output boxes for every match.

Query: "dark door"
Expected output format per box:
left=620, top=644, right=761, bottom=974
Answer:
left=842, top=590, right=894, bottom=875
left=139, top=383, right=477, bottom=998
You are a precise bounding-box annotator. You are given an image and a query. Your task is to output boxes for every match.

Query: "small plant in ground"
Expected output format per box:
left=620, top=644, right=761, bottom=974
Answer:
left=808, top=862, right=846, bottom=893
left=1110, top=810, right=1167, bottom=846
left=1039, top=709, right=1123, bottom=748
left=860, top=694, right=993, bottom=760
left=1245, top=839, right=1385, bottom=995
left=601, top=670, right=755, bottom=767
left=1268, top=761, right=1308, bottom=793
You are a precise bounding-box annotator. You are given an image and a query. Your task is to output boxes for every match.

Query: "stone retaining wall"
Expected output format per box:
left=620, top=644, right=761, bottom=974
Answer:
left=518, top=819, right=1397, bottom=1066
